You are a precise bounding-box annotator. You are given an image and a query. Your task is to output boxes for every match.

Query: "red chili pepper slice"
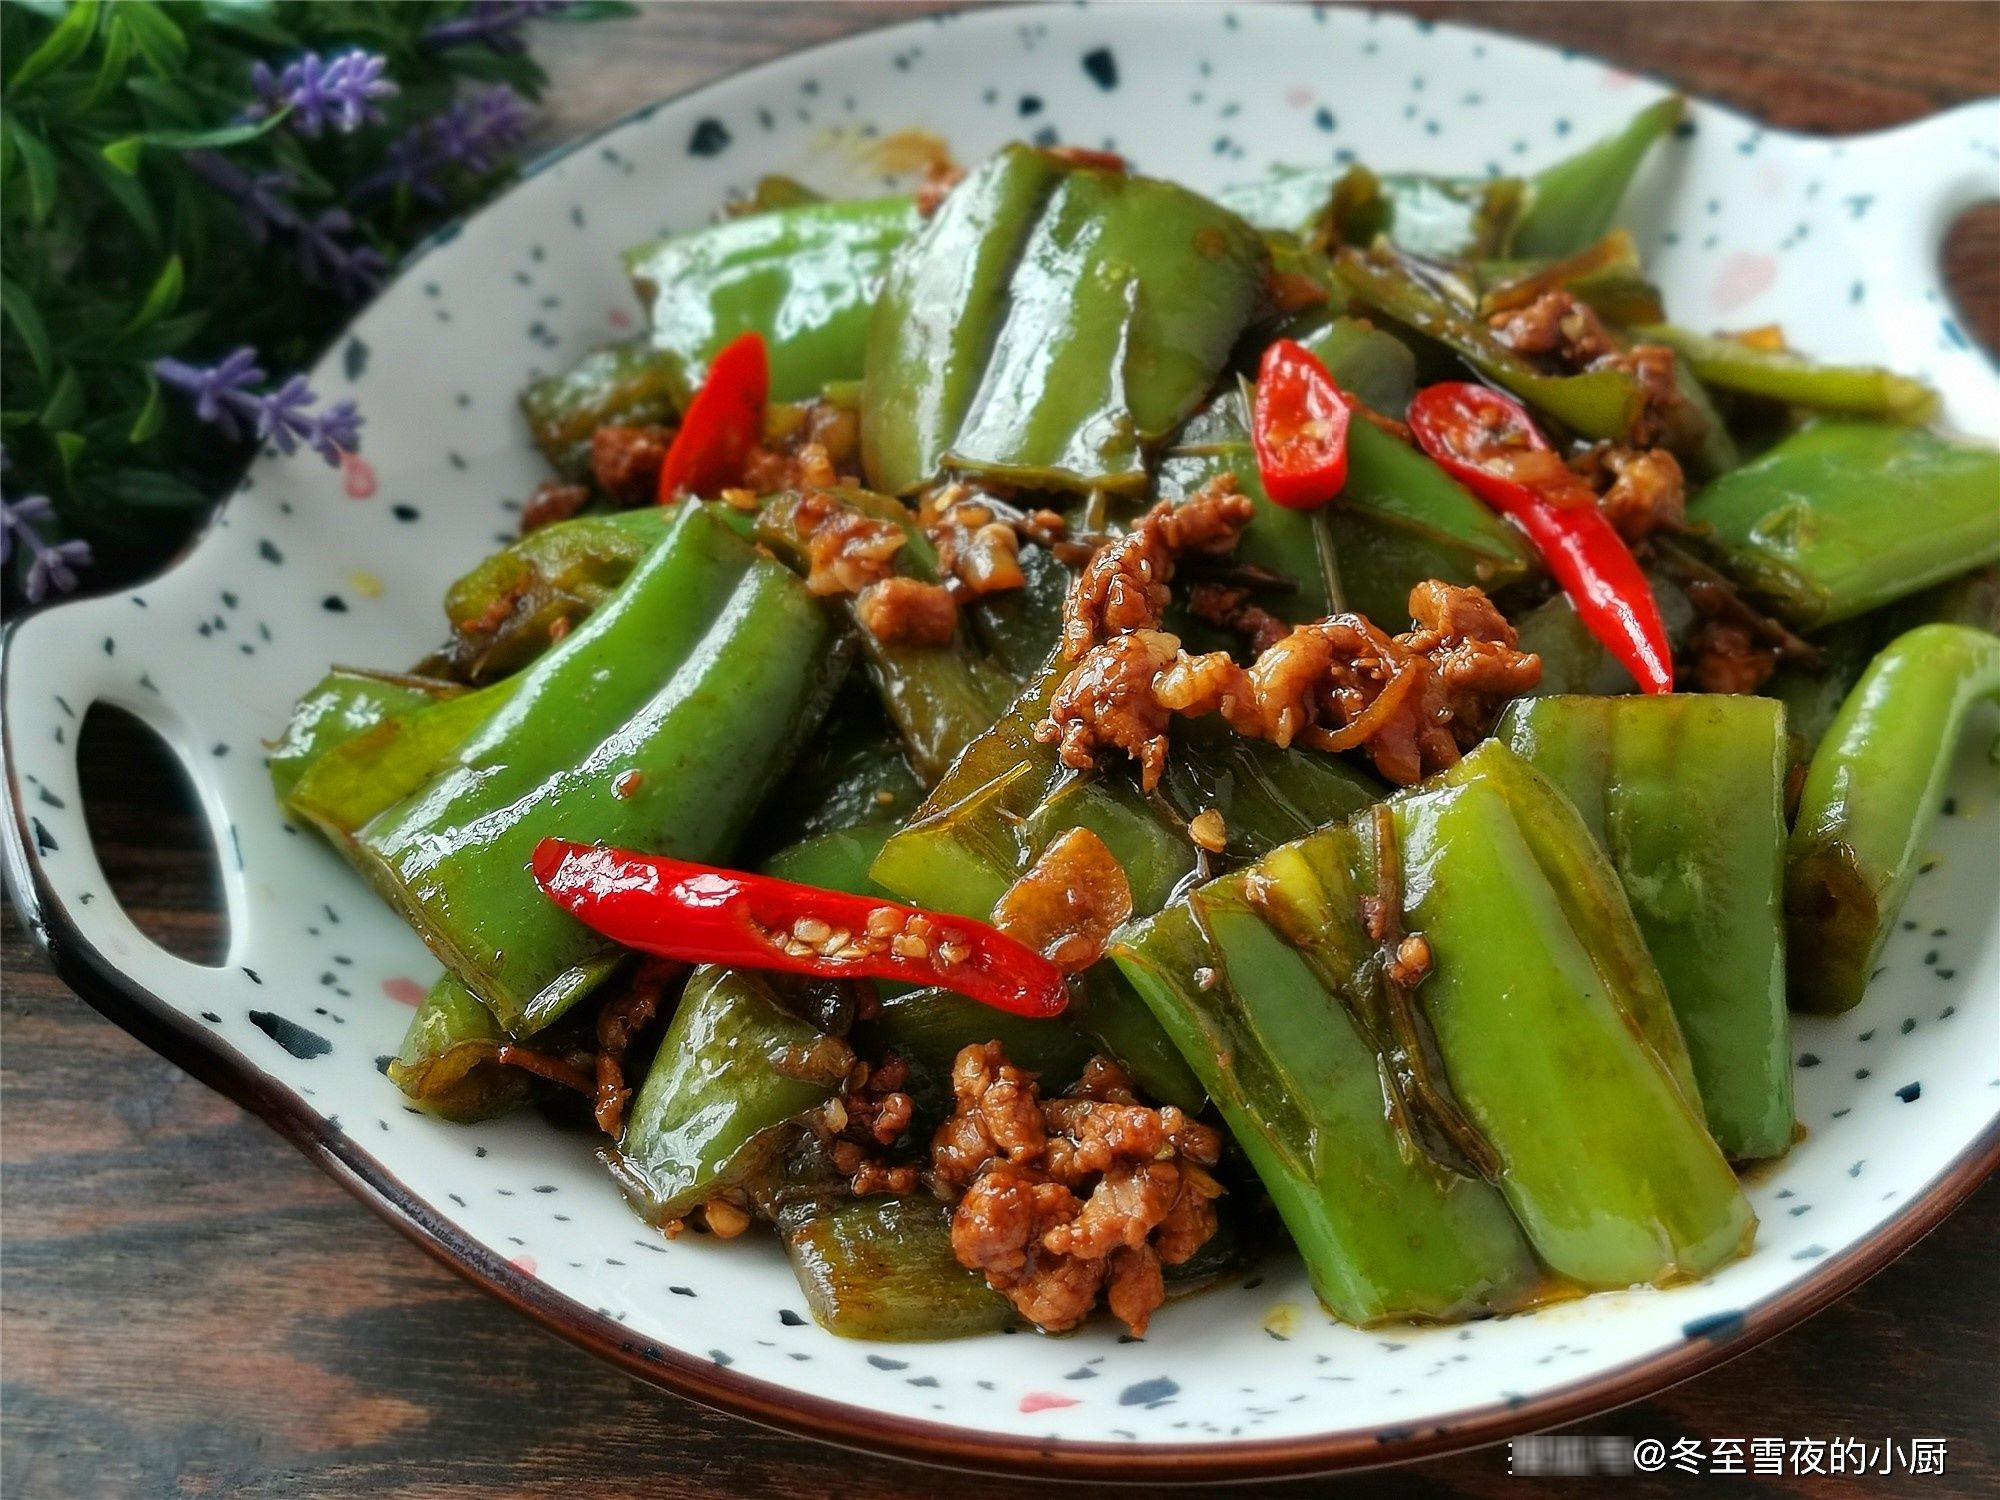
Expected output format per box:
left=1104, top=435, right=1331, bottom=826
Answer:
left=532, top=838, right=1069, bottom=1018
left=1408, top=382, right=1675, bottom=695
left=655, top=331, right=769, bottom=503
left=1251, top=338, right=1352, bottom=511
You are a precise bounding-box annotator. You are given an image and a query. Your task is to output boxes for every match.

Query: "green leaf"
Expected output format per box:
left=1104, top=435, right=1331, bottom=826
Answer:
left=39, top=363, right=84, bottom=431
left=127, top=375, right=165, bottom=443
left=109, top=0, right=186, bottom=75
left=121, top=308, right=209, bottom=359
left=125, top=74, right=200, bottom=124
left=8, top=0, right=101, bottom=93
left=73, top=140, right=164, bottom=248
left=200, top=2, right=298, bottom=49
left=100, top=135, right=143, bottom=174
left=55, top=431, right=87, bottom=483
left=10, top=122, right=60, bottom=224
left=83, top=15, right=133, bottom=108
left=105, top=466, right=210, bottom=509
left=102, top=110, right=287, bottom=174
left=0, top=273, right=53, bottom=383
left=123, top=254, right=184, bottom=333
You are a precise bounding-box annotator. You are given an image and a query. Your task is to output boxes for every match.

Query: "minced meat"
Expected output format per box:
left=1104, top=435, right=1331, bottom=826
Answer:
left=1034, top=629, right=1184, bottom=789
left=856, top=575, right=959, bottom=647
left=1155, top=581, right=1542, bottom=787
left=1489, top=289, right=1685, bottom=445
left=1058, top=478, right=1256, bottom=660
left=935, top=1043, right=1222, bottom=1336
left=590, top=423, right=676, bottom=503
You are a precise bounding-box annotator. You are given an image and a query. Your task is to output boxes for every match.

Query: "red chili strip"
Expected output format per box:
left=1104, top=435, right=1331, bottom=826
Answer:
left=532, top=838, right=1069, bottom=1018
left=1251, top=338, right=1352, bottom=510
left=656, top=330, right=769, bottom=502
left=1408, top=381, right=1675, bottom=694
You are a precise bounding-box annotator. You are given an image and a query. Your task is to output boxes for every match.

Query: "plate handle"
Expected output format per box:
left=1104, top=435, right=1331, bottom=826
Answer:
left=1838, top=100, right=2000, bottom=398
left=3, top=591, right=250, bottom=988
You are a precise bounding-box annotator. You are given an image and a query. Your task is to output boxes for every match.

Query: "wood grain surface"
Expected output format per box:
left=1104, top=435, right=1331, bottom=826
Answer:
left=4, top=4, right=1997, bottom=1496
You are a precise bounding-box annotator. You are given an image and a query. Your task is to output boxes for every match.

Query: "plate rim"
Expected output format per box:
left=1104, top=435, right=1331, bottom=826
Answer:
left=5, top=2, right=1998, bottom=1479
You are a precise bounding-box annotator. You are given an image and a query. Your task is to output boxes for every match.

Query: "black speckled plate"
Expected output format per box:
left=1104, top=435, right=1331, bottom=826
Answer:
left=6, top=4, right=1997, bottom=1480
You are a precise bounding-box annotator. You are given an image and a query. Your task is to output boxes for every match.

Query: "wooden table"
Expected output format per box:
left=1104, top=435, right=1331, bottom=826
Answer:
left=5, top=4, right=1996, bottom=1495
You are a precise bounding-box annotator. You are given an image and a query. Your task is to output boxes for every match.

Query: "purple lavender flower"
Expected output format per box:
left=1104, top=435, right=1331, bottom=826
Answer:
left=293, top=207, right=388, bottom=297
left=184, top=152, right=385, bottom=296
left=423, top=1, right=571, bottom=55
left=155, top=349, right=365, bottom=466
left=249, top=49, right=397, bottom=137
left=151, top=346, right=266, bottom=440
left=2, top=490, right=91, bottom=602
left=353, top=86, right=533, bottom=204
left=185, top=151, right=299, bottom=246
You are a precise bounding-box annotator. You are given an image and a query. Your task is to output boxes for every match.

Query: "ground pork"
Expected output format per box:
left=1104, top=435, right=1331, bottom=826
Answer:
left=1187, top=580, right=1292, bottom=655
left=817, top=1053, right=922, bottom=1197
left=1686, top=620, right=1777, bottom=695
left=1155, top=581, right=1542, bottom=787
left=855, top=575, right=959, bottom=647
left=936, top=1043, right=1222, bottom=1335
left=591, top=960, right=678, bottom=1138
left=589, top=423, right=677, bottom=503
left=1569, top=442, right=1688, bottom=543
left=518, top=480, right=592, bottom=536
left=1033, top=629, right=1184, bottom=790
left=1058, top=478, right=1256, bottom=660
left=1489, top=289, right=1686, bottom=445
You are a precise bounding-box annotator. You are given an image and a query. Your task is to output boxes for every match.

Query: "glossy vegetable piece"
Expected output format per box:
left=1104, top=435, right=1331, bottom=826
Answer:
left=1476, top=230, right=1666, bottom=329
left=656, top=331, right=768, bottom=501
left=611, top=965, right=854, bottom=1225
left=1158, top=382, right=1530, bottom=628
left=519, top=340, right=681, bottom=479
left=1686, top=420, right=2000, bottom=629
left=386, top=973, right=535, bottom=1123
left=1409, top=382, right=1674, bottom=693
left=864, top=148, right=1268, bottom=495
left=533, top=839, right=1072, bottom=1018
left=360, top=505, right=844, bottom=1034
left=1220, top=163, right=1527, bottom=260
left=267, top=669, right=461, bottom=805
left=755, top=488, right=1016, bottom=784
left=1252, top=338, right=1351, bottom=510
left=285, top=676, right=518, bottom=841
left=440, top=508, right=673, bottom=683
left=947, top=165, right=1267, bottom=492
left=1412, top=744, right=1749, bottom=1284
left=1512, top=96, right=1685, bottom=259
left=1769, top=567, right=2000, bottom=759
left=965, top=530, right=1070, bottom=679
left=1638, top=323, right=1939, bottom=424
left=742, top=687, right=923, bottom=856
left=872, top=666, right=1381, bottom=1110
left=862, top=146, right=1067, bottom=495
left=1786, top=624, right=2000, bottom=1014
left=1113, top=862, right=1542, bottom=1324
left=1335, top=250, right=1648, bottom=440
left=1500, top=695, right=1793, bottom=1160
left=783, top=1195, right=1013, bottom=1341
left=625, top=193, right=919, bottom=406
left=867, top=669, right=1205, bottom=1106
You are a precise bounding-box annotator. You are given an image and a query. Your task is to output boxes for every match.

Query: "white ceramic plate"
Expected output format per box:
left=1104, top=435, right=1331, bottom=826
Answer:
left=6, top=5, right=1997, bottom=1481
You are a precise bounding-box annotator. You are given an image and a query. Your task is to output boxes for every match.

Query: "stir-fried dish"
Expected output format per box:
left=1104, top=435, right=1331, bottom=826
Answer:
left=271, top=104, right=2000, bottom=1341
